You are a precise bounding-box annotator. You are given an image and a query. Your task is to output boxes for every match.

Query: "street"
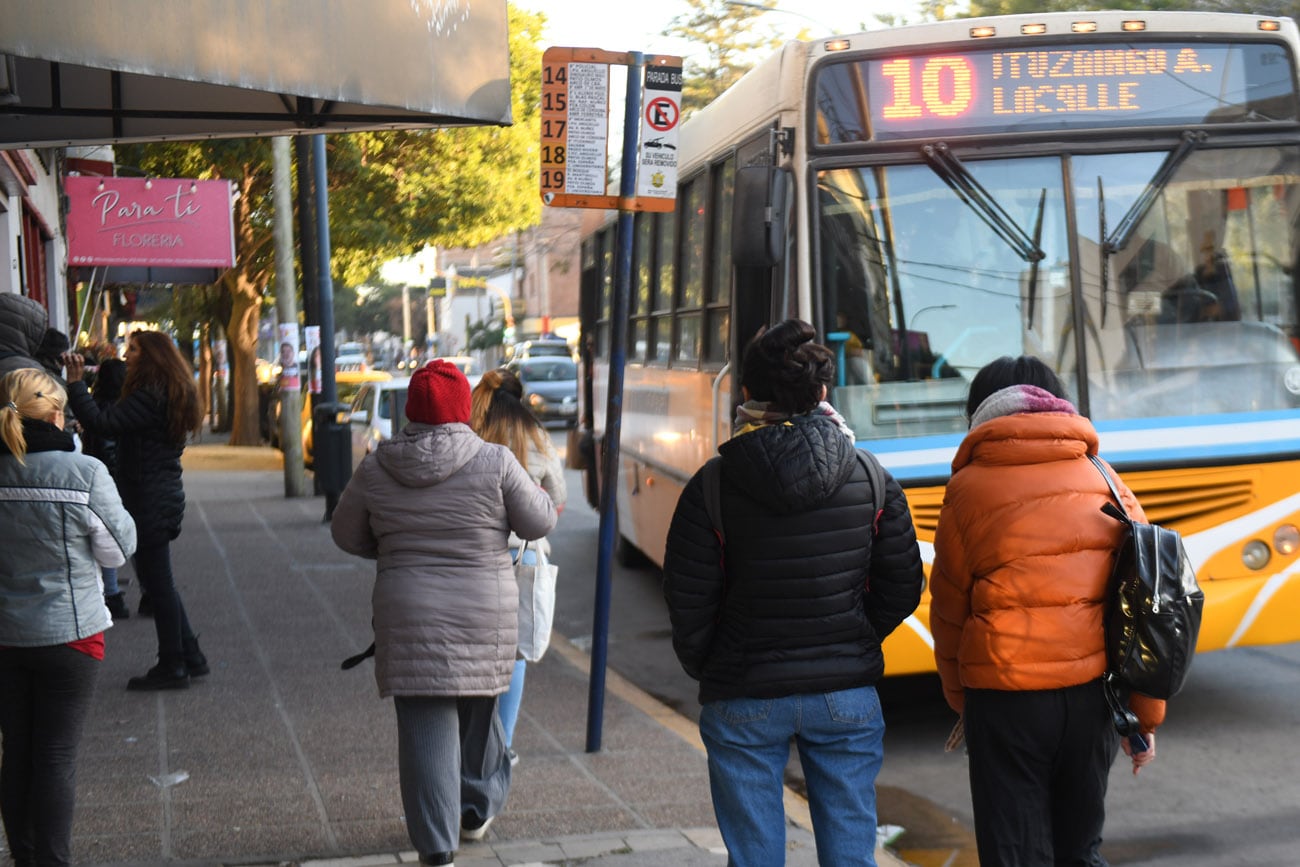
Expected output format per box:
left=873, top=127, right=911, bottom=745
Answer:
left=546, top=434, right=1300, bottom=867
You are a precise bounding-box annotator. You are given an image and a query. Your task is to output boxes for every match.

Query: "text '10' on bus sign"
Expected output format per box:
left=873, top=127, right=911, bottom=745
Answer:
left=540, top=47, right=681, bottom=212
left=849, top=41, right=1296, bottom=140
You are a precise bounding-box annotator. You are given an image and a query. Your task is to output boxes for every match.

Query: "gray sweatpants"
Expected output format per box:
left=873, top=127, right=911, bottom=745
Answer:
left=394, top=695, right=512, bottom=857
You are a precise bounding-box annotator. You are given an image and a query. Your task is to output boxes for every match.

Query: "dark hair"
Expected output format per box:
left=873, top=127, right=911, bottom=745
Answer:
left=93, top=358, right=127, bottom=404
left=965, top=355, right=1068, bottom=423
left=123, top=331, right=203, bottom=443
left=740, top=319, right=835, bottom=415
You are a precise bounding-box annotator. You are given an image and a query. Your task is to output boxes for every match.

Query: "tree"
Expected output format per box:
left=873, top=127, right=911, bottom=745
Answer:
left=662, top=0, right=786, bottom=113
left=113, top=139, right=276, bottom=446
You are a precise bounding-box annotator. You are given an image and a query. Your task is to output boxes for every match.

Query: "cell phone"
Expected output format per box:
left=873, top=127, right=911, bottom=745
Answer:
left=1128, top=732, right=1150, bottom=754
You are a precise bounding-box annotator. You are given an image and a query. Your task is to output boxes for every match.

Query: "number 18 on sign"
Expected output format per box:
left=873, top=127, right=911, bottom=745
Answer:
left=540, top=47, right=680, bottom=212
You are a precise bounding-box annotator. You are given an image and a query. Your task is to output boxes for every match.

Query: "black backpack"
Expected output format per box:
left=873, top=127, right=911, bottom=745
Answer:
left=1089, top=455, right=1204, bottom=734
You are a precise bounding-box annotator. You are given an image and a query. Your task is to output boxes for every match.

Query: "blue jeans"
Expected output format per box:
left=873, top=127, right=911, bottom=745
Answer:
left=498, top=545, right=536, bottom=747
left=102, top=566, right=120, bottom=595
left=699, top=685, right=885, bottom=867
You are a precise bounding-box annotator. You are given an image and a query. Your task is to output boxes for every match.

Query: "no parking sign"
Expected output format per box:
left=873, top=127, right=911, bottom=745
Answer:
left=637, top=64, right=682, bottom=201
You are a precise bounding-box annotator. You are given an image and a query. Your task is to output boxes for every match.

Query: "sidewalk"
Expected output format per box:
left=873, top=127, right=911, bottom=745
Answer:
left=49, top=444, right=907, bottom=867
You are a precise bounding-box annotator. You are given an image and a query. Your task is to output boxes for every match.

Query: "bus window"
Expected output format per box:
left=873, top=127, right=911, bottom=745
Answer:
left=1074, top=145, right=1300, bottom=420
left=818, top=156, right=1074, bottom=439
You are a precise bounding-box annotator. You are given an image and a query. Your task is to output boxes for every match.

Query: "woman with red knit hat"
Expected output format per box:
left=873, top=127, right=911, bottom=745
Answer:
left=331, top=359, right=557, bottom=867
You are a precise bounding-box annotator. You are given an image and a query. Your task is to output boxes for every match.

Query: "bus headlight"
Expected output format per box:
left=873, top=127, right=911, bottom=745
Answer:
left=1242, top=540, right=1271, bottom=570
left=1276, top=524, right=1299, bottom=556
left=1285, top=366, right=1300, bottom=396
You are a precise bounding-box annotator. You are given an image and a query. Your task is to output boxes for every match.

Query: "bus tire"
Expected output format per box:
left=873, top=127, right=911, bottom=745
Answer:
left=615, top=531, right=649, bottom=569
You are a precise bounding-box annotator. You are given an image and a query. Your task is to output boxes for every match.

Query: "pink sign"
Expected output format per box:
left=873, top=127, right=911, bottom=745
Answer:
left=65, top=176, right=236, bottom=268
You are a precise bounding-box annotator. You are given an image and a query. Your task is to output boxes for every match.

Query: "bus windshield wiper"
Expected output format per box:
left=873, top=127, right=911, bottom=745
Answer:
left=1104, top=131, right=1206, bottom=254
left=921, top=142, right=1046, bottom=264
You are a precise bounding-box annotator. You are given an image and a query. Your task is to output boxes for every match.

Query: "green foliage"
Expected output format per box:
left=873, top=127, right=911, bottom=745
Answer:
left=662, top=0, right=786, bottom=113
left=327, top=4, right=545, bottom=285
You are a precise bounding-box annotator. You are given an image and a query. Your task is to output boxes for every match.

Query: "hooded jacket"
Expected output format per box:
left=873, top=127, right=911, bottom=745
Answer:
left=0, top=294, right=48, bottom=376
left=67, top=382, right=186, bottom=545
left=663, top=414, right=925, bottom=704
left=330, top=422, right=557, bottom=698
left=929, top=408, right=1166, bottom=732
left=0, top=418, right=137, bottom=646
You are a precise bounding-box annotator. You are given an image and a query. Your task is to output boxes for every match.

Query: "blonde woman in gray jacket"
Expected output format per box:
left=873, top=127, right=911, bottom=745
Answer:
left=331, top=361, right=556, bottom=867
left=0, top=368, right=136, bottom=867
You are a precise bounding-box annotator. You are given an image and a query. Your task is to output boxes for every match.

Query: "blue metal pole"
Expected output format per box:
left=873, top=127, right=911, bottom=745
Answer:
left=587, top=55, right=644, bottom=753
left=312, top=134, right=337, bottom=406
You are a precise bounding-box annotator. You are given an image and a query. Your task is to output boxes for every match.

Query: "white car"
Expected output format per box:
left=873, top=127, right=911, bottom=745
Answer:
left=347, top=377, right=410, bottom=469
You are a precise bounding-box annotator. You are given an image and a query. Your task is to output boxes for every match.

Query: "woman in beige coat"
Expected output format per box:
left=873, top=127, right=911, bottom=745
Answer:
left=331, top=361, right=556, bottom=867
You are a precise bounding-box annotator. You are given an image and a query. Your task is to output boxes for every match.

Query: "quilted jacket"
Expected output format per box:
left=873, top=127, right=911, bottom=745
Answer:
left=0, top=293, right=47, bottom=376
left=929, top=411, right=1166, bottom=731
left=0, top=418, right=137, bottom=646
left=330, top=422, right=556, bottom=698
left=662, top=413, right=925, bottom=704
left=67, top=382, right=186, bottom=545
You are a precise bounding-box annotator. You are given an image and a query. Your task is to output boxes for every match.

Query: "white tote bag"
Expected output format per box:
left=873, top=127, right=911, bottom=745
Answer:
left=515, top=540, right=558, bottom=663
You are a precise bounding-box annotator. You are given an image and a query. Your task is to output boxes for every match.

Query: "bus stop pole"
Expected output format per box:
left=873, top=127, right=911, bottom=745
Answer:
left=587, top=54, right=645, bottom=753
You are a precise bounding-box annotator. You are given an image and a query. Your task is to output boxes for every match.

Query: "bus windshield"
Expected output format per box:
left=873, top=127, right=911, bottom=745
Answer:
left=819, top=145, right=1300, bottom=440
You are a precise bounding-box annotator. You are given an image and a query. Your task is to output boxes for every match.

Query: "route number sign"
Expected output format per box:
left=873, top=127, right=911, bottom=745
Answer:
left=540, top=47, right=681, bottom=212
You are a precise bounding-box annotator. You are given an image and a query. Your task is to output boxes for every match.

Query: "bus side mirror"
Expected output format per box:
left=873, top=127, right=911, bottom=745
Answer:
left=732, top=164, right=790, bottom=268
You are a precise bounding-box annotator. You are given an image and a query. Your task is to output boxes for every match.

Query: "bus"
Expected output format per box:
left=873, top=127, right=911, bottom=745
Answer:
left=573, top=10, right=1300, bottom=676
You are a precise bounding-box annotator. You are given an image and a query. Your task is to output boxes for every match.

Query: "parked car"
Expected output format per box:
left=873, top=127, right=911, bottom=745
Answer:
left=506, top=336, right=572, bottom=361
left=347, top=377, right=411, bottom=469
left=267, top=369, right=392, bottom=467
left=507, top=356, right=578, bottom=427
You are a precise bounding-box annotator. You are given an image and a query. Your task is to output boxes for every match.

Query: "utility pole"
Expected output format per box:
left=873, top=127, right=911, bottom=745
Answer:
left=273, top=137, right=307, bottom=496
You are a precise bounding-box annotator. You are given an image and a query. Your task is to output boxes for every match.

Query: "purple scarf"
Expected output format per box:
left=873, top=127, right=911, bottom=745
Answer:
left=969, top=385, right=1077, bottom=428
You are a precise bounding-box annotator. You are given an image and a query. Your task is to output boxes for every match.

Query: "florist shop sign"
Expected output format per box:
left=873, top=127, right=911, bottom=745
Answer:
left=65, top=176, right=235, bottom=269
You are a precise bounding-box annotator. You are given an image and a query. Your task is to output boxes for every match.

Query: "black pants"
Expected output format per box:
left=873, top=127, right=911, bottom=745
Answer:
left=0, top=645, right=99, bottom=867
left=134, top=539, right=197, bottom=664
left=964, top=679, right=1120, bottom=867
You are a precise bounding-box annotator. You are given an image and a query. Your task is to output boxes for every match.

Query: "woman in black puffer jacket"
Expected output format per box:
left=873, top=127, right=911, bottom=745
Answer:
left=65, top=331, right=206, bottom=691
left=663, top=320, right=924, bottom=867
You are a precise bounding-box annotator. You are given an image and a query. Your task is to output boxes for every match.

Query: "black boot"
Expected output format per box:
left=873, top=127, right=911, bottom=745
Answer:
left=127, top=657, right=190, bottom=691
left=137, top=593, right=154, bottom=617
left=183, top=635, right=209, bottom=678
left=105, top=592, right=131, bottom=620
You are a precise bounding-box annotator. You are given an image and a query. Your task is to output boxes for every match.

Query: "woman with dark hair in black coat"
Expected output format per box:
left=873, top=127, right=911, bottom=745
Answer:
left=663, top=319, right=925, bottom=867
left=64, top=331, right=206, bottom=691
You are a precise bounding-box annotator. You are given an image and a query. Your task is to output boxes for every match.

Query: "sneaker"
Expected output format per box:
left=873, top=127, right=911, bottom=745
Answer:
left=508, top=748, right=519, bottom=767
left=459, top=814, right=493, bottom=842
left=419, top=853, right=455, bottom=866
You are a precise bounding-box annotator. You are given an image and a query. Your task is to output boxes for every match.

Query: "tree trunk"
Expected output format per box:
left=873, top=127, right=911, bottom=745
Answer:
left=227, top=276, right=263, bottom=446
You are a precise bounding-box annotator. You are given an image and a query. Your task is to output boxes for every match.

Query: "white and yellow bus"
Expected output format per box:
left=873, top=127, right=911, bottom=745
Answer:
left=573, top=11, right=1300, bottom=675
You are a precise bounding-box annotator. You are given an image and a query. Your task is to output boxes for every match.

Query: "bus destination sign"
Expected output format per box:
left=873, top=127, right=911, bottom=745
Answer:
left=862, top=42, right=1295, bottom=139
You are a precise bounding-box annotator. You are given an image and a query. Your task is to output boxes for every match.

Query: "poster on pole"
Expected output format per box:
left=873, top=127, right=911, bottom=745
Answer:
left=278, top=323, right=301, bottom=392
left=305, top=326, right=322, bottom=395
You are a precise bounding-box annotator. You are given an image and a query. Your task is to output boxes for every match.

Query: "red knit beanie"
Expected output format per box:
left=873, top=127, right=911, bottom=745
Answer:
left=406, top=360, right=472, bottom=425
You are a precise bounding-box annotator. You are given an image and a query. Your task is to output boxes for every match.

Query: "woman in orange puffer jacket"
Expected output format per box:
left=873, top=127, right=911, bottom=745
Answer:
left=930, top=355, right=1165, bottom=867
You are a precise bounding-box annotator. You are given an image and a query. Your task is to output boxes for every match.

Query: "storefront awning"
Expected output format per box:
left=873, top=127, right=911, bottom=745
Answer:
left=0, top=0, right=511, bottom=149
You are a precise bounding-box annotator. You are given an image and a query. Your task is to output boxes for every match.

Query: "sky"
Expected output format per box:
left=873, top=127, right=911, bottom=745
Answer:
left=516, top=0, right=935, bottom=66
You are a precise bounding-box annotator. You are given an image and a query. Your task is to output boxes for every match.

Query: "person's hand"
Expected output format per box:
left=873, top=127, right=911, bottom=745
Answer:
left=62, top=352, right=86, bottom=383
left=1120, top=730, right=1156, bottom=775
